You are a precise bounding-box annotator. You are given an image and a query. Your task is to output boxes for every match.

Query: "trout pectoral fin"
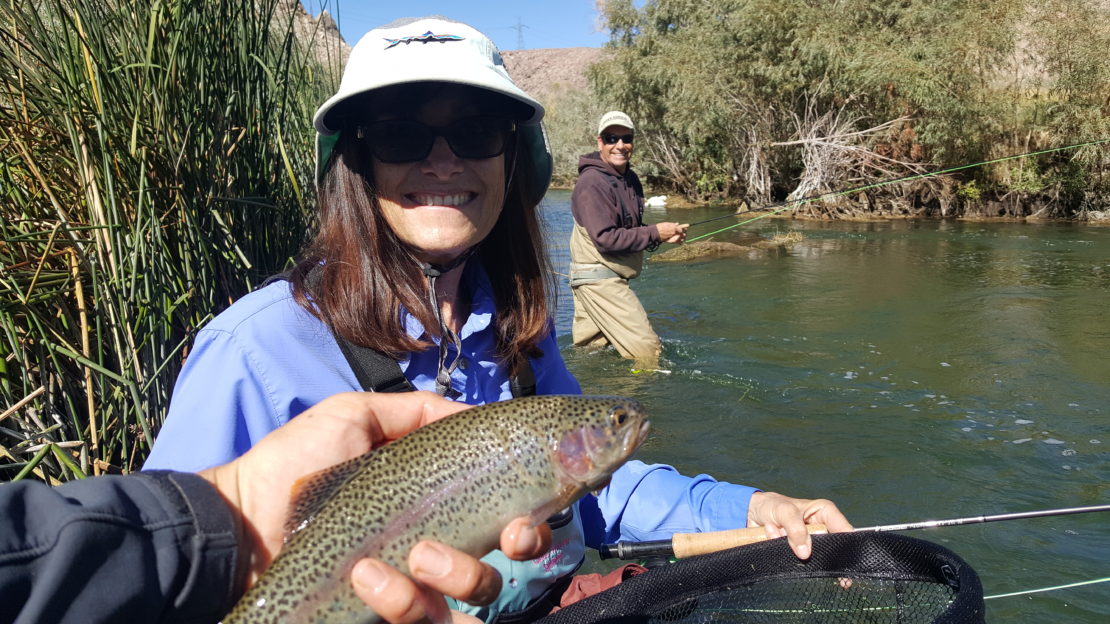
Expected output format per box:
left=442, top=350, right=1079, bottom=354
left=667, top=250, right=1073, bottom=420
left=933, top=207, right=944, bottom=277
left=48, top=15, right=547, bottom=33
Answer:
left=529, top=484, right=583, bottom=526
left=284, top=453, right=373, bottom=540
left=591, top=475, right=613, bottom=495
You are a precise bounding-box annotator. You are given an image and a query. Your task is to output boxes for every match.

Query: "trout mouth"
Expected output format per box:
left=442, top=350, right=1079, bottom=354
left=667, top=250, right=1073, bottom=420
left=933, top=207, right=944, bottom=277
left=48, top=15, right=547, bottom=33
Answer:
left=626, top=419, right=651, bottom=455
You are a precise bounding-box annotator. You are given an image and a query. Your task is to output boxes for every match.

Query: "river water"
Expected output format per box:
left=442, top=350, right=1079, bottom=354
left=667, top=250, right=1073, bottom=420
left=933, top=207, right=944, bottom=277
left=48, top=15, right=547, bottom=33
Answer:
left=540, top=189, right=1109, bottom=622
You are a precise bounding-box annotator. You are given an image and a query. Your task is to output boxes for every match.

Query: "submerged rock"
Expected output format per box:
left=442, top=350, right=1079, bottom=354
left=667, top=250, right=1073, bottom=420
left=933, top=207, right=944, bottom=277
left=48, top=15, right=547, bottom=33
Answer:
left=651, top=241, right=752, bottom=262
left=650, top=232, right=804, bottom=262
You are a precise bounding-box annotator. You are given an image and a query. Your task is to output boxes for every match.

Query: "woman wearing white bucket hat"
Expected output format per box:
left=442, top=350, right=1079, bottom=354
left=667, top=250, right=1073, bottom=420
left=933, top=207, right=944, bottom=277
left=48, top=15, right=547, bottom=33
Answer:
left=144, top=15, right=851, bottom=623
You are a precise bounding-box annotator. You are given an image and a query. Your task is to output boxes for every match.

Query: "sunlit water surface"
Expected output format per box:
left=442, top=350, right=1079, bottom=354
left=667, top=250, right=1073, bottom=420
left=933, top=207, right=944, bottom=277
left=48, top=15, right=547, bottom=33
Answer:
left=540, top=189, right=1110, bottom=623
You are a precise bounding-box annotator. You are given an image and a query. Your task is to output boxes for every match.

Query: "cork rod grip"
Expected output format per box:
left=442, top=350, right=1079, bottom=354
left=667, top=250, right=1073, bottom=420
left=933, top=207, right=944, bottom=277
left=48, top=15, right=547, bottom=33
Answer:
left=671, top=524, right=829, bottom=558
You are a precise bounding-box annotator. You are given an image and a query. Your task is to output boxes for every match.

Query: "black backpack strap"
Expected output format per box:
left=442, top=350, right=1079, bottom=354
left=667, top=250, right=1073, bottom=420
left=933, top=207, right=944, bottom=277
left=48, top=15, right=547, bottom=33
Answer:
left=260, top=269, right=293, bottom=289
left=509, top=358, right=536, bottom=398
left=334, top=339, right=416, bottom=393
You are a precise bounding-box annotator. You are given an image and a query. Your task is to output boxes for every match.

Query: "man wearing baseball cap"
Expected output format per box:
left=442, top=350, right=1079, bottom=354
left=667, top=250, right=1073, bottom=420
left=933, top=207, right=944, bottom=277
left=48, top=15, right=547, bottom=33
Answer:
left=568, top=111, right=689, bottom=365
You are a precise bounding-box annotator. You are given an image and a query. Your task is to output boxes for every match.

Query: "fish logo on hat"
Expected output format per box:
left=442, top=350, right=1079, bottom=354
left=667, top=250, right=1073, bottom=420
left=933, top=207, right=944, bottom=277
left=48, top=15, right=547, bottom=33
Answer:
left=384, top=30, right=465, bottom=49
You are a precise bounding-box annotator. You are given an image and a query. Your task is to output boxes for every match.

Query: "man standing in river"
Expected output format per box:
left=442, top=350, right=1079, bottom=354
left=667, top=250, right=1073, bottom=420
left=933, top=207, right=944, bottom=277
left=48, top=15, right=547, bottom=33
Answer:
left=569, top=111, right=688, bottom=365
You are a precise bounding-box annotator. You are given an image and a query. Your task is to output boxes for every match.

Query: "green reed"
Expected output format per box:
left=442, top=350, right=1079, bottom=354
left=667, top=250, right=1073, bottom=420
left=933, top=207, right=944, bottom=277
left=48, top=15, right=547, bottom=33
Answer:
left=0, top=0, right=339, bottom=481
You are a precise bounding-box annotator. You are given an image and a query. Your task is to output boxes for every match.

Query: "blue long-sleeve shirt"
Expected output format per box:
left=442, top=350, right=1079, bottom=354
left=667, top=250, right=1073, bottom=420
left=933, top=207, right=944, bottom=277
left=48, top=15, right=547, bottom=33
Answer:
left=145, top=264, right=757, bottom=620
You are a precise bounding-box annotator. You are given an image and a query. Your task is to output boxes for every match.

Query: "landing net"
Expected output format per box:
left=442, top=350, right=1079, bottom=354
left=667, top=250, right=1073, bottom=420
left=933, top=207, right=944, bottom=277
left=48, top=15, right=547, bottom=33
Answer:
left=539, top=532, right=983, bottom=624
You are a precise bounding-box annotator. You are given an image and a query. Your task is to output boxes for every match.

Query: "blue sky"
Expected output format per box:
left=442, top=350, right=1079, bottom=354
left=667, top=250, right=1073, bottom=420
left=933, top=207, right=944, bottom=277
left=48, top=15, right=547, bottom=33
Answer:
left=300, top=1, right=610, bottom=51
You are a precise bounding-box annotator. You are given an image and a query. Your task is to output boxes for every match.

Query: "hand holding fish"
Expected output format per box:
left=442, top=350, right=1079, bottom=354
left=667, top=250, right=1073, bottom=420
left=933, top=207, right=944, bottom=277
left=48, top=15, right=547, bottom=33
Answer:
left=201, top=391, right=552, bottom=623
left=218, top=394, right=647, bottom=623
left=347, top=517, right=549, bottom=624
left=745, top=491, right=853, bottom=560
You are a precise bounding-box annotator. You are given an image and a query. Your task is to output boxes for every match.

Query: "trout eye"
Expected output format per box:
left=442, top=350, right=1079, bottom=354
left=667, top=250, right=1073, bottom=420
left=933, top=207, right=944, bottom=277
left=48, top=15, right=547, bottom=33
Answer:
left=609, top=406, right=628, bottom=426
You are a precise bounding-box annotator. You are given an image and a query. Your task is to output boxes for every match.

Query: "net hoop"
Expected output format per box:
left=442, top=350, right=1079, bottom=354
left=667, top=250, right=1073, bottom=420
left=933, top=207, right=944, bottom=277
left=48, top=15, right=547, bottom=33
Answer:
left=540, top=532, right=984, bottom=623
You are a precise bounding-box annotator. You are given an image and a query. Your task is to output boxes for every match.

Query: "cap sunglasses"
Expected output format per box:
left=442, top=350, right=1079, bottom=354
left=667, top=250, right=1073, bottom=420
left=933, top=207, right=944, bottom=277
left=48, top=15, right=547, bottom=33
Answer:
left=358, top=116, right=515, bottom=163
left=602, top=133, right=634, bottom=145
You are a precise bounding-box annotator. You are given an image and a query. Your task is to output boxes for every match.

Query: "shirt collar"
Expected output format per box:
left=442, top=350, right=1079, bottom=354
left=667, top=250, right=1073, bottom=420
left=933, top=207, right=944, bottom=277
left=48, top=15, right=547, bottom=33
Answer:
left=400, top=261, right=494, bottom=341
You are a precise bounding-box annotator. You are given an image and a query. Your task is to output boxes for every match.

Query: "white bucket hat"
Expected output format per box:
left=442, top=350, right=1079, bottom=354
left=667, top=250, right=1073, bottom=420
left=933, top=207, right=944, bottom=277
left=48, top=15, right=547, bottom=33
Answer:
left=313, top=16, right=552, bottom=204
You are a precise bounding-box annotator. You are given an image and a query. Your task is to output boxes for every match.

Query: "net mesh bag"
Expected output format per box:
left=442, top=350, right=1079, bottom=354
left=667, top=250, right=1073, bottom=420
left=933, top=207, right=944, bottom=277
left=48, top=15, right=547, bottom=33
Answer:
left=538, top=532, right=983, bottom=624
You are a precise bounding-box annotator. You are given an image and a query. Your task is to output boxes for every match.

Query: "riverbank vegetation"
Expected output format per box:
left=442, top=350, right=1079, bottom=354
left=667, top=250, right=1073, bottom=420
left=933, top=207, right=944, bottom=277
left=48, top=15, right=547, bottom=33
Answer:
left=571, top=0, right=1110, bottom=219
left=1, top=0, right=334, bottom=481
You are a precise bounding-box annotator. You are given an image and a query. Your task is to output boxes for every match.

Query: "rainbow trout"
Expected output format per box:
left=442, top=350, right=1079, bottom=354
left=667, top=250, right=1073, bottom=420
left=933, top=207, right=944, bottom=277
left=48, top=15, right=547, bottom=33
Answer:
left=222, top=394, right=649, bottom=623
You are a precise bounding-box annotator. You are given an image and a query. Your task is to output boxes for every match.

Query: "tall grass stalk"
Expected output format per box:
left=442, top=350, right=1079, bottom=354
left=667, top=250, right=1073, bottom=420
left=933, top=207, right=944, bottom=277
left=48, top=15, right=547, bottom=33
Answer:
left=1, top=0, right=339, bottom=481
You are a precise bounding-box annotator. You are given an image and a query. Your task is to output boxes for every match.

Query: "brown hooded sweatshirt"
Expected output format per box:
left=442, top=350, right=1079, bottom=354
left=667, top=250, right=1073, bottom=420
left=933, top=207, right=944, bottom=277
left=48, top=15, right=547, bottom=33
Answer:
left=569, top=152, right=660, bottom=282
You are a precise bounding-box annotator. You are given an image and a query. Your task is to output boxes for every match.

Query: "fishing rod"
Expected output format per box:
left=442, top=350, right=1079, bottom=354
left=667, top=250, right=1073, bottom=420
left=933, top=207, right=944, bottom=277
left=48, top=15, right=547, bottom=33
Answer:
left=598, top=504, right=1110, bottom=560
left=681, top=137, right=1110, bottom=242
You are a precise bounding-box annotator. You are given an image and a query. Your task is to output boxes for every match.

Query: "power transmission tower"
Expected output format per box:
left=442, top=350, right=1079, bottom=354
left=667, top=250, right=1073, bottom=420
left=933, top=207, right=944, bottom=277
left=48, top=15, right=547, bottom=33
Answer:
left=513, top=16, right=528, bottom=49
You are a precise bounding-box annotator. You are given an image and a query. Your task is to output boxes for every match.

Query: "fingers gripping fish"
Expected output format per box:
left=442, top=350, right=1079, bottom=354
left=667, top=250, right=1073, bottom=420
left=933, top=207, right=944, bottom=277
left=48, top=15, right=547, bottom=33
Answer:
left=221, top=395, right=650, bottom=623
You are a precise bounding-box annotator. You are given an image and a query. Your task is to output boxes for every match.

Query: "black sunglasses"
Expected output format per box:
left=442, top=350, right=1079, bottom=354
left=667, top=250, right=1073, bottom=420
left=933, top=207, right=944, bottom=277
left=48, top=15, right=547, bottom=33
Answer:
left=602, top=133, right=634, bottom=145
left=358, top=116, right=515, bottom=163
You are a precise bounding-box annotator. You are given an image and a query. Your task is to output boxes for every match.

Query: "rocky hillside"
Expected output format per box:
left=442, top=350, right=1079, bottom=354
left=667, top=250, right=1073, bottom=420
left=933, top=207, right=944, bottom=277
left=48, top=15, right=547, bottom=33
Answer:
left=502, top=48, right=606, bottom=102
left=283, top=1, right=347, bottom=68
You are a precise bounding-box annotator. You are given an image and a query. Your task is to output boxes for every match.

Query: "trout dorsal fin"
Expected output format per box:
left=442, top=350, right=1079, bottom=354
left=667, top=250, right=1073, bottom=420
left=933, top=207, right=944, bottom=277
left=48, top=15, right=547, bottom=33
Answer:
left=283, top=453, right=370, bottom=540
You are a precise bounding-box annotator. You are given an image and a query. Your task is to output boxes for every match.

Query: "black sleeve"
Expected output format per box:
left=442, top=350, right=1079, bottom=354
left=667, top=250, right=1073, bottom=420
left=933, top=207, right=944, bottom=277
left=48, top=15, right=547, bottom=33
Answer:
left=0, top=470, right=245, bottom=624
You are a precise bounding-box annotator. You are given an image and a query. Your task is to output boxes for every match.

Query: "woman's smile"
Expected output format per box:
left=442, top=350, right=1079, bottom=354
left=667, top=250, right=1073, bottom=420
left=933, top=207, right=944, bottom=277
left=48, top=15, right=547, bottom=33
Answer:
left=407, top=192, right=478, bottom=207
